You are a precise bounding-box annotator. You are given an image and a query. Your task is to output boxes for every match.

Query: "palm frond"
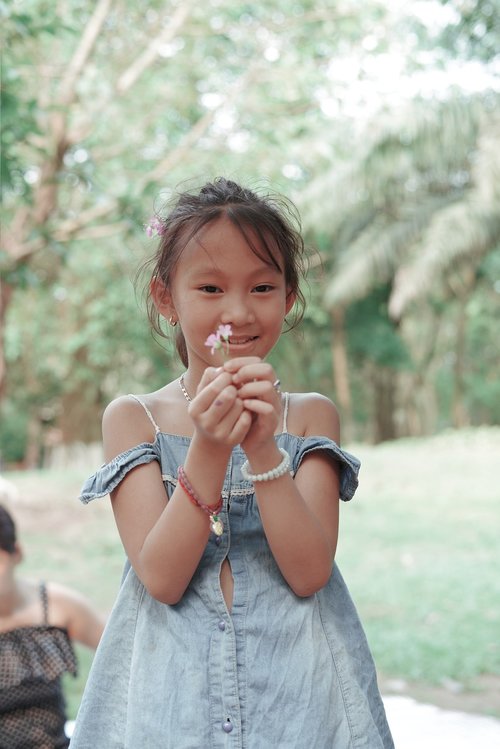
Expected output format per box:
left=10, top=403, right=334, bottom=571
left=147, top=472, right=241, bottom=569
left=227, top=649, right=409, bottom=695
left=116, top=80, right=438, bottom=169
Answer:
left=308, top=93, right=500, bottom=314
left=324, top=193, right=461, bottom=308
left=388, top=113, right=500, bottom=318
left=389, top=202, right=500, bottom=319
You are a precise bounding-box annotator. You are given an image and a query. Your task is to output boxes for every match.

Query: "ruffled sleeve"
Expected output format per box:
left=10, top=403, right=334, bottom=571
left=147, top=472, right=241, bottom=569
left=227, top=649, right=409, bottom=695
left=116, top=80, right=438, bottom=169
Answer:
left=293, top=436, right=360, bottom=502
left=79, top=442, right=161, bottom=504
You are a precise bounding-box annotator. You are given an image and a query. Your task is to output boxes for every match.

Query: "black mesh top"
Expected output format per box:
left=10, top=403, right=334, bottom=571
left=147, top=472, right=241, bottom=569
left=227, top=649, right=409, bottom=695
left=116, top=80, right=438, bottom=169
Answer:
left=0, top=583, right=77, bottom=749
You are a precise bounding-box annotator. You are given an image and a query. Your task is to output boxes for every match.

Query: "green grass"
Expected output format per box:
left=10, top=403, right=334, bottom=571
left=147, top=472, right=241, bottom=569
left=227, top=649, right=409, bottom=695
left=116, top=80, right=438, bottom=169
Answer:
left=336, top=428, right=500, bottom=686
left=4, top=427, right=500, bottom=718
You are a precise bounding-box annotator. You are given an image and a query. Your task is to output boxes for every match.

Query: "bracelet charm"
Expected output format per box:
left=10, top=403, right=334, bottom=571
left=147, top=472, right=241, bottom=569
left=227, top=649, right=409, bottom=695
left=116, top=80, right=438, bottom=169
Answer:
left=177, top=466, right=224, bottom=536
left=210, top=517, right=224, bottom=536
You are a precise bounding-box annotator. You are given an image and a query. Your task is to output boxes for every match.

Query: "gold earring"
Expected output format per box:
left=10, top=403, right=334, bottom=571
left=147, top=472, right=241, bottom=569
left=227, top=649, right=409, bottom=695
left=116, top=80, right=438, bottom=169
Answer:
left=169, top=316, right=178, bottom=327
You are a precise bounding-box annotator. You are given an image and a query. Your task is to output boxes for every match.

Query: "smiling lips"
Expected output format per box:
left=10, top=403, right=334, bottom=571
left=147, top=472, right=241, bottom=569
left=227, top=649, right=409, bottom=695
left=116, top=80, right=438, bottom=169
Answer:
left=228, top=336, right=257, bottom=345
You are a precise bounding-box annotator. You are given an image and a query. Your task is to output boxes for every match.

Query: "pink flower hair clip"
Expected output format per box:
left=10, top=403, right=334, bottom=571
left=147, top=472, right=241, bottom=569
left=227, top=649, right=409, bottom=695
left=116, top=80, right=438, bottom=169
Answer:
left=205, top=324, right=232, bottom=359
left=144, top=216, right=166, bottom=237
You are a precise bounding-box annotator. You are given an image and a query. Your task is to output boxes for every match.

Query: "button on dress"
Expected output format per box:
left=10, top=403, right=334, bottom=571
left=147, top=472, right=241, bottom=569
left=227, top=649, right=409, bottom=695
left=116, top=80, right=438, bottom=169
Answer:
left=70, top=401, right=394, bottom=749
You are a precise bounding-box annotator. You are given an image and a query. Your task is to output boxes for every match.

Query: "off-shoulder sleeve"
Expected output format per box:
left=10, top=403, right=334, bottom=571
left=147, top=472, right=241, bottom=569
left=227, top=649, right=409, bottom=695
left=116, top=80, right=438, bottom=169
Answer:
left=79, top=442, right=161, bottom=504
left=293, top=436, right=360, bottom=502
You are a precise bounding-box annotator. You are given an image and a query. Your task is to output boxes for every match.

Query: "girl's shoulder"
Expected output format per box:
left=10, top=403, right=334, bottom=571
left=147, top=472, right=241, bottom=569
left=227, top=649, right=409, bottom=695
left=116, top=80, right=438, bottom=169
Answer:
left=103, top=383, right=175, bottom=420
left=102, top=384, right=189, bottom=459
left=101, top=392, right=165, bottom=461
left=102, top=394, right=157, bottom=446
left=287, top=391, right=340, bottom=441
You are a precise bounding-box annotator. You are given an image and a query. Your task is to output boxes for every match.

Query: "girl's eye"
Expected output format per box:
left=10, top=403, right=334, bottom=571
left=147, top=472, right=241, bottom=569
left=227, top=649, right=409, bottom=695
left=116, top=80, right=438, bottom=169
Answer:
left=200, top=285, right=221, bottom=293
left=253, top=284, right=274, bottom=293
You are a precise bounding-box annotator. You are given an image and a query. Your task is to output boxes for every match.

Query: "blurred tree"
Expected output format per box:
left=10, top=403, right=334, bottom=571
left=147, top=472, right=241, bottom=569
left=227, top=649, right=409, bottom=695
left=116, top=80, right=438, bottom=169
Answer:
left=436, top=0, right=499, bottom=63
left=302, top=94, right=500, bottom=438
left=2, top=0, right=499, bottom=457
left=1, top=0, right=396, bottom=459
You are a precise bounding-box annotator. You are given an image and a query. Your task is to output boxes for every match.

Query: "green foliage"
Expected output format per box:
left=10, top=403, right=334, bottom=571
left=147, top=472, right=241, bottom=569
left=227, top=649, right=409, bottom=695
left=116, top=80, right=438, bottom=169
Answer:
left=4, top=235, right=179, bottom=449
left=1, top=0, right=69, bottom=188
left=2, top=0, right=500, bottom=453
left=316, top=94, right=498, bottom=310
left=346, top=287, right=412, bottom=369
left=430, top=246, right=500, bottom=429
left=0, top=401, right=28, bottom=464
left=437, top=0, right=500, bottom=63
left=464, top=247, right=500, bottom=422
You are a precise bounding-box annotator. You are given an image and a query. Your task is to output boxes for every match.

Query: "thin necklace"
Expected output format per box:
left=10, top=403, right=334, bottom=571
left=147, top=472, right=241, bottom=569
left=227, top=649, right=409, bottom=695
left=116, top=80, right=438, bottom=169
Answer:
left=179, top=374, right=192, bottom=403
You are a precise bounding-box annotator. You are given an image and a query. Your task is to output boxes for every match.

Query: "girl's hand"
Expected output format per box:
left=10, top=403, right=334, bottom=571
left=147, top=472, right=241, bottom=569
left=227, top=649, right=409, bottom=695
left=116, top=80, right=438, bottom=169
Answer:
left=187, top=366, right=253, bottom=449
left=223, top=357, right=282, bottom=454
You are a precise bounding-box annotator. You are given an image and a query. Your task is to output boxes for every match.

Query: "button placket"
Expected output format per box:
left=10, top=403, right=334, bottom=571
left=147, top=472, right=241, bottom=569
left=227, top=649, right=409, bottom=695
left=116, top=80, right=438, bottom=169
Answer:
left=208, top=451, right=243, bottom=746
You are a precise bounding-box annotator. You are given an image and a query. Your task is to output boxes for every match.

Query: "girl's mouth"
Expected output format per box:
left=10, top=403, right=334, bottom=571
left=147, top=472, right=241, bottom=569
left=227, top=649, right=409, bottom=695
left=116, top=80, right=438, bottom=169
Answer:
left=228, top=336, right=257, bottom=345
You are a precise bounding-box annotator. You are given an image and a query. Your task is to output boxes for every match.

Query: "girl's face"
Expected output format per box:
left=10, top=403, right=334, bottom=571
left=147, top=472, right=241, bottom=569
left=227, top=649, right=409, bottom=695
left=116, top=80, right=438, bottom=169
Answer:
left=159, top=216, right=295, bottom=374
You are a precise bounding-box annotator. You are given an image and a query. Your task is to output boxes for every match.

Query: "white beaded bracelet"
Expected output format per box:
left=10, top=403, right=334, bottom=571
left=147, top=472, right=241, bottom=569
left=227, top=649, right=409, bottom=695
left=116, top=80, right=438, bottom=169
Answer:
left=241, top=447, right=291, bottom=482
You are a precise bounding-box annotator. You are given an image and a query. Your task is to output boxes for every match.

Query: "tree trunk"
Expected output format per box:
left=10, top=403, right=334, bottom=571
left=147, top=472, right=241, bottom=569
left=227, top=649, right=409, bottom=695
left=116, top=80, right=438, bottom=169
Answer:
left=452, top=296, right=469, bottom=428
left=59, top=347, right=104, bottom=443
left=398, top=309, right=443, bottom=437
left=0, top=280, right=13, bottom=399
left=24, top=414, right=42, bottom=469
left=59, top=391, right=103, bottom=444
left=371, top=365, right=398, bottom=443
left=330, top=307, right=353, bottom=441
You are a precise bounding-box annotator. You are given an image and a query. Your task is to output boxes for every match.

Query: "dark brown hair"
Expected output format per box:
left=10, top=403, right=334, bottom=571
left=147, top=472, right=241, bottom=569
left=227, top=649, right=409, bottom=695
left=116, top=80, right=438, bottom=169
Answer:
left=0, top=504, right=17, bottom=554
left=142, top=178, right=307, bottom=366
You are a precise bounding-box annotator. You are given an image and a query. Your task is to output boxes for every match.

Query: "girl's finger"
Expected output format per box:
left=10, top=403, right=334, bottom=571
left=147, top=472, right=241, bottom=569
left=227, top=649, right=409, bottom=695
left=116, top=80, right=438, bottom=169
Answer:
left=223, top=357, right=260, bottom=374
left=202, top=397, right=249, bottom=443
left=196, top=366, right=224, bottom=392
left=227, top=408, right=253, bottom=444
left=206, top=385, right=239, bottom=415
left=189, top=371, right=233, bottom=411
left=236, top=379, right=277, bottom=401
left=241, top=399, right=275, bottom=416
left=230, top=362, right=275, bottom=387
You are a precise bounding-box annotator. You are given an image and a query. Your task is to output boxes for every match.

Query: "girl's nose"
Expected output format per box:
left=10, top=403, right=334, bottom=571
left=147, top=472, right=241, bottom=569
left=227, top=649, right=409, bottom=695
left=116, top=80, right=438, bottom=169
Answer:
left=221, top=296, right=255, bottom=326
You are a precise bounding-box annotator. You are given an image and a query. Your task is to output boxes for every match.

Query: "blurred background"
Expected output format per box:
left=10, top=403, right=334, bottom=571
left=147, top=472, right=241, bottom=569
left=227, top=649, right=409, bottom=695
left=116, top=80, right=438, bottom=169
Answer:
left=1, top=0, right=499, bottom=728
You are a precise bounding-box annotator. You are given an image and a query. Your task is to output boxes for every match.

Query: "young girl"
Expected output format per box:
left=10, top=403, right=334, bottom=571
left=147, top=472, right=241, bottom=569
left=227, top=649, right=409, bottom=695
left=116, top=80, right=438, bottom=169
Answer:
left=70, top=178, right=394, bottom=748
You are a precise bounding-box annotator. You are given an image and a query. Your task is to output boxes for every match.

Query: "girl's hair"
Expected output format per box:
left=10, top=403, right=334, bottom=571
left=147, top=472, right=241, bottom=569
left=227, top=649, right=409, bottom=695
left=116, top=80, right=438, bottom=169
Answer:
left=0, top=504, right=17, bottom=554
left=143, top=177, right=307, bottom=366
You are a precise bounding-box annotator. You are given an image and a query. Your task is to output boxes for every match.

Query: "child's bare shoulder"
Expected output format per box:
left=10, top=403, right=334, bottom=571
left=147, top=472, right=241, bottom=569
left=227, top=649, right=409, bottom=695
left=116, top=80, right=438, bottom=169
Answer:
left=288, top=392, right=340, bottom=440
left=103, top=394, right=149, bottom=430
left=102, top=384, right=181, bottom=458
left=102, top=393, right=158, bottom=459
left=103, top=384, right=173, bottom=426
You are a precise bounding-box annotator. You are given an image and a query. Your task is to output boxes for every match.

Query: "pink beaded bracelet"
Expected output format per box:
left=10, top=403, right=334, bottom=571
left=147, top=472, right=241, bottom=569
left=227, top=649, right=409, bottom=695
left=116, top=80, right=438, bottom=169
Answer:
left=177, top=466, right=224, bottom=537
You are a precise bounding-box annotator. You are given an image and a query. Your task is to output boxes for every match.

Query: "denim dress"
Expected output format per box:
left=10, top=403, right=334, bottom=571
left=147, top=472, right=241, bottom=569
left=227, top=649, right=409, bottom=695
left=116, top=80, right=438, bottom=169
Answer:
left=70, top=395, right=394, bottom=749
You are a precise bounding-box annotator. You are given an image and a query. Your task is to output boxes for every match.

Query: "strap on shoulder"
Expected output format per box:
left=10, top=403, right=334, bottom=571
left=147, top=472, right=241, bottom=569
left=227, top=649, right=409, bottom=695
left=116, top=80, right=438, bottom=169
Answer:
left=128, top=394, right=161, bottom=436
left=40, top=582, right=49, bottom=625
left=282, top=392, right=289, bottom=433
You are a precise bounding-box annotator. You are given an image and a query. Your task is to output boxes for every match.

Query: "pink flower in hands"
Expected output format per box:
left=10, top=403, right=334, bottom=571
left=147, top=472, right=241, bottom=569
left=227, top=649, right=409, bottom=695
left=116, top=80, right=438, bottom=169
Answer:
left=205, top=333, right=220, bottom=355
left=218, top=324, right=232, bottom=343
left=205, top=325, right=233, bottom=357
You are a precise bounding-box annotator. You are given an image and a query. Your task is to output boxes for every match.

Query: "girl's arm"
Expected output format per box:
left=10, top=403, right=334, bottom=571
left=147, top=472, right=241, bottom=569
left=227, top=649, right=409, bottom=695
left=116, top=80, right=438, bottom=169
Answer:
left=103, top=369, right=252, bottom=604
left=250, top=395, right=340, bottom=597
left=228, top=359, right=342, bottom=597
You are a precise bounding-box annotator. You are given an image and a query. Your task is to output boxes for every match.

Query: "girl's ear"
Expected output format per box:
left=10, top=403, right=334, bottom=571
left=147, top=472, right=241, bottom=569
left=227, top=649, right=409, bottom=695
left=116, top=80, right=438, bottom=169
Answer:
left=285, top=289, right=296, bottom=316
left=150, top=278, right=175, bottom=320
